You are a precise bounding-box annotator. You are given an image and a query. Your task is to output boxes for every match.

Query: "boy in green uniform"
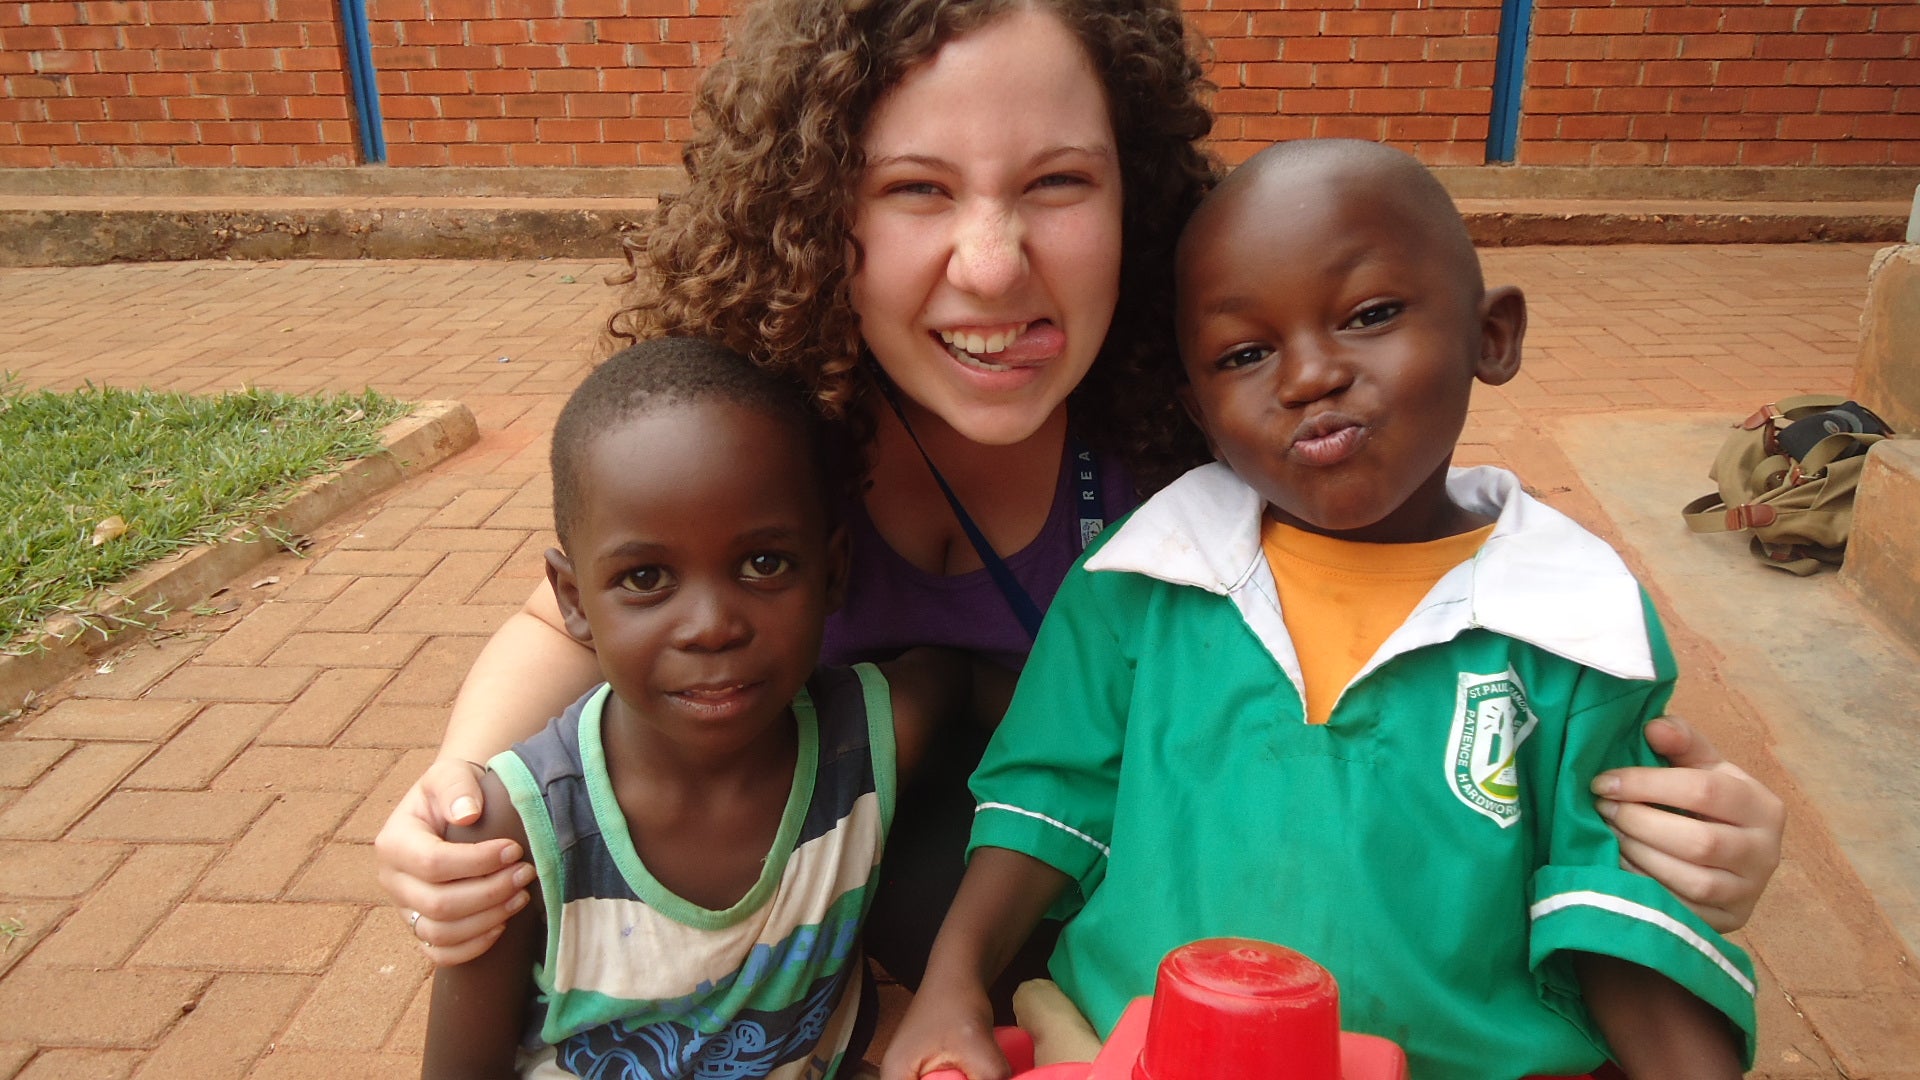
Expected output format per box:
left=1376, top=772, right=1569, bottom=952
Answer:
left=882, top=141, right=1755, bottom=1080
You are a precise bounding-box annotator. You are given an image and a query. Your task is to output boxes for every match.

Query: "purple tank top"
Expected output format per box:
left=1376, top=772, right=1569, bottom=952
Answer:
left=821, top=446, right=1139, bottom=672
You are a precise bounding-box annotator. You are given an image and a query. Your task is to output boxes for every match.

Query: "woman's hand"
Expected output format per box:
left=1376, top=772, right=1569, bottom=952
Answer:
left=378, top=584, right=599, bottom=964
left=1594, top=717, right=1785, bottom=933
left=374, top=758, right=535, bottom=966
left=879, top=976, right=1010, bottom=1080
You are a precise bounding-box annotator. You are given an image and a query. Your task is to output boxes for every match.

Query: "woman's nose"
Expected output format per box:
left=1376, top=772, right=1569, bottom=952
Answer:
left=947, top=202, right=1028, bottom=298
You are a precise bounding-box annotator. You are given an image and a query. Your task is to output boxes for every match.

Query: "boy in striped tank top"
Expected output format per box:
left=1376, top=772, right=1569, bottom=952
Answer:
left=424, top=339, right=958, bottom=1080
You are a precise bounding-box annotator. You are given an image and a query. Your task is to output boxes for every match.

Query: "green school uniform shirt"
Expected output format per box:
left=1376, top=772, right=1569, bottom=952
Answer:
left=969, top=463, right=1757, bottom=1080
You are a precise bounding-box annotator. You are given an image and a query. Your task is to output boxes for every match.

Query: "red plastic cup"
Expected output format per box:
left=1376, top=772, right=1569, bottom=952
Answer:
left=1131, top=938, right=1342, bottom=1080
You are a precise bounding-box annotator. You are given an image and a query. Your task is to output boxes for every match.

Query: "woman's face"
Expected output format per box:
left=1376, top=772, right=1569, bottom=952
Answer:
left=850, top=7, right=1124, bottom=447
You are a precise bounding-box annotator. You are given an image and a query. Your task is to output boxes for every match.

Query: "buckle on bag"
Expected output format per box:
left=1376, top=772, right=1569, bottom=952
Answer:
left=1740, top=403, right=1781, bottom=430
left=1727, top=504, right=1777, bottom=530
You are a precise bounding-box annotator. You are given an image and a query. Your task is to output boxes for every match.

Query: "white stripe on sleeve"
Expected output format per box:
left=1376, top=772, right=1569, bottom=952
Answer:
left=1530, top=889, right=1754, bottom=996
left=974, top=802, right=1112, bottom=858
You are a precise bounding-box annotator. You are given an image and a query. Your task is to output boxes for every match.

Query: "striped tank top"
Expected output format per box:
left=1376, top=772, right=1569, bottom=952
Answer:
left=490, top=663, right=896, bottom=1079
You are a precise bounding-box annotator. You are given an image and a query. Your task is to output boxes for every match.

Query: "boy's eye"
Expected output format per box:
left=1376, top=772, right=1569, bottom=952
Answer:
left=1345, top=301, right=1404, bottom=330
left=1215, top=345, right=1272, bottom=370
left=618, top=567, right=672, bottom=593
left=740, top=554, right=792, bottom=580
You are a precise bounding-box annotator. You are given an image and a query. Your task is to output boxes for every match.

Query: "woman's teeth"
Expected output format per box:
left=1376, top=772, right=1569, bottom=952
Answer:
left=938, top=323, right=1028, bottom=368
left=939, top=325, right=1025, bottom=354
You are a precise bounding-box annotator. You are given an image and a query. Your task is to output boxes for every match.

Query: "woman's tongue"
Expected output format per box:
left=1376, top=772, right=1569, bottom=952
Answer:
left=946, top=322, right=1063, bottom=367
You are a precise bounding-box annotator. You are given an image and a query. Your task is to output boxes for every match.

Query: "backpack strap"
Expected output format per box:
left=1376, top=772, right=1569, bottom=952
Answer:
left=1682, top=493, right=1800, bottom=534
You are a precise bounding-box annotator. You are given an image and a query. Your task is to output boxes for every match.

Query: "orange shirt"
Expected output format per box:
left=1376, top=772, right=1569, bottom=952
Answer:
left=1261, top=519, right=1496, bottom=725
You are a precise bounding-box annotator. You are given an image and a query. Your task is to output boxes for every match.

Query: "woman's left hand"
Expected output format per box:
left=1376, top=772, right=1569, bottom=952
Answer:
left=1592, top=717, right=1785, bottom=934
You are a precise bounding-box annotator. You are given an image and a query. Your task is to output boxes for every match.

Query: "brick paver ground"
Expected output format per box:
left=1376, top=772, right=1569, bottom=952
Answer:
left=1, top=246, right=1916, bottom=1079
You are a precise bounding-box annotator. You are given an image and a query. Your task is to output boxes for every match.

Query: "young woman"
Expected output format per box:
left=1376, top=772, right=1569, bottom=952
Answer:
left=377, top=0, right=1785, bottom=990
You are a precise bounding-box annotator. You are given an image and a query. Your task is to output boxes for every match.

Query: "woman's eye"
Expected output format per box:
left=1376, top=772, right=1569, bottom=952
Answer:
left=1346, top=302, right=1404, bottom=330
left=885, top=180, right=946, bottom=198
left=1216, top=345, right=1271, bottom=370
left=618, top=567, right=670, bottom=593
left=741, top=554, right=792, bottom=580
left=1028, top=173, right=1097, bottom=204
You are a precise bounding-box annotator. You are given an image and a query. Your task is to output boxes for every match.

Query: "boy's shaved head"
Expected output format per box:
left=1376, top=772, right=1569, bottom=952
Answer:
left=1182, top=138, right=1484, bottom=301
left=549, top=338, right=830, bottom=549
left=1172, top=135, right=1527, bottom=543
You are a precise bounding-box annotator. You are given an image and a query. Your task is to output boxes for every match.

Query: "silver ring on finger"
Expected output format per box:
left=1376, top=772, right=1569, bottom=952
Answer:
left=407, top=909, right=424, bottom=939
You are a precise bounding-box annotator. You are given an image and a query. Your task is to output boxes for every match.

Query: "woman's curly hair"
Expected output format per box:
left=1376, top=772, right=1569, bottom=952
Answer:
left=608, top=0, right=1219, bottom=492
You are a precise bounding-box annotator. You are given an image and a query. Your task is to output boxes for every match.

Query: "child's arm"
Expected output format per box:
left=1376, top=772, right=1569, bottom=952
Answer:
left=881, top=850, right=1071, bottom=1080
left=422, top=769, right=544, bottom=1080
left=1576, top=951, right=1743, bottom=1079
left=874, top=646, right=974, bottom=780
left=880, top=848, right=1073, bottom=1080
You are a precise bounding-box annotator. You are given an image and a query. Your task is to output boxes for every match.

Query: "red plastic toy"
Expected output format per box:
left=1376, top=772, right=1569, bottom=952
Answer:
left=923, top=938, right=1407, bottom=1080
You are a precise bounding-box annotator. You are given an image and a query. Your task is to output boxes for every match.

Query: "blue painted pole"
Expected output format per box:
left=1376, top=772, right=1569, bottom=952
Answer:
left=1486, top=0, right=1534, bottom=163
left=338, top=0, right=387, bottom=163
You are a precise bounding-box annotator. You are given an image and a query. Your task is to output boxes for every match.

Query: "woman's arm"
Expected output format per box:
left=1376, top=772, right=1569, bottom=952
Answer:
left=374, top=579, right=602, bottom=965
left=440, top=579, right=604, bottom=761
left=422, top=771, right=546, bottom=1080
left=880, top=848, right=1073, bottom=1080
left=1597, top=717, right=1786, bottom=933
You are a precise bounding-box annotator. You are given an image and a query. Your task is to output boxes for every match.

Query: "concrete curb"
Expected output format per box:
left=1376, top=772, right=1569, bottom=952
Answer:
left=0, top=399, right=479, bottom=716
left=0, top=198, right=1910, bottom=266
left=0, top=205, right=654, bottom=266
left=4, top=164, right=1916, bottom=201
left=1460, top=202, right=1911, bottom=246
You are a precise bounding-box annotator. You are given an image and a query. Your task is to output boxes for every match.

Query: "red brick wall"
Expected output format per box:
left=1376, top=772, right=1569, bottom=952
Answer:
left=0, top=0, right=358, bottom=167
left=2, top=0, right=1915, bottom=169
left=1197, top=0, right=1505, bottom=167
left=1520, top=0, right=1920, bottom=166
left=367, top=0, right=718, bottom=167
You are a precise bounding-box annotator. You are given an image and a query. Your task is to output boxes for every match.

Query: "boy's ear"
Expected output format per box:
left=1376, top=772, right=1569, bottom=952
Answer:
left=1175, top=383, right=1222, bottom=461
left=823, top=524, right=852, bottom=614
left=1475, top=285, right=1526, bottom=387
left=543, top=547, right=595, bottom=645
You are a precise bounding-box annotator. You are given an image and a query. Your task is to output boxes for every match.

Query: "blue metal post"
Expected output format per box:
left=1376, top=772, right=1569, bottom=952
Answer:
left=338, top=0, right=387, bottom=163
left=1486, top=0, right=1534, bottom=163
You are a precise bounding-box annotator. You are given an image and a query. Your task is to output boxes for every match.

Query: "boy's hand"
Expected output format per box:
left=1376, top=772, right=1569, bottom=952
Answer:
left=879, top=977, right=1010, bottom=1080
left=884, top=849, right=1073, bottom=1079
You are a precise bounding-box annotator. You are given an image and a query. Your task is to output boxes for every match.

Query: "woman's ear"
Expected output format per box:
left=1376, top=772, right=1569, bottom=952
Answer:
left=1475, top=285, right=1526, bottom=387
left=543, top=548, right=595, bottom=645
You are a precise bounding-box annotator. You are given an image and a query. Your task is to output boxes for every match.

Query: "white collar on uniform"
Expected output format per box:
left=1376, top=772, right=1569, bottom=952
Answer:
left=1085, top=461, right=1656, bottom=684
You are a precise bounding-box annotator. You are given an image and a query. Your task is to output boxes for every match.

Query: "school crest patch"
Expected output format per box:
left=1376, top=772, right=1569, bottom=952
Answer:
left=1446, top=668, right=1538, bottom=828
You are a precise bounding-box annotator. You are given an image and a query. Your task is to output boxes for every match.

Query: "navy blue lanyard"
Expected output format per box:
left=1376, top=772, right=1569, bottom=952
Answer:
left=879, top=383, right=1103, bottom=641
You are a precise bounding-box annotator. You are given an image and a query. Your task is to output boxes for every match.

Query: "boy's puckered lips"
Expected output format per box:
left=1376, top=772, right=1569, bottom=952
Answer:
left=1288, top=411, right=1369, bottom=467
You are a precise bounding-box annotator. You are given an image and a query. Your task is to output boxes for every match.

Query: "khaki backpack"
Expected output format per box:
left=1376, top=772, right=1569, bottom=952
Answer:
left=1681, top=395, right=1896, bottom=575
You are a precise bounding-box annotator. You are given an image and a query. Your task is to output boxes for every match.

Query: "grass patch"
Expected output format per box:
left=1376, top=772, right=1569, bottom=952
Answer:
left=1, top=378, right=411, bottom=652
